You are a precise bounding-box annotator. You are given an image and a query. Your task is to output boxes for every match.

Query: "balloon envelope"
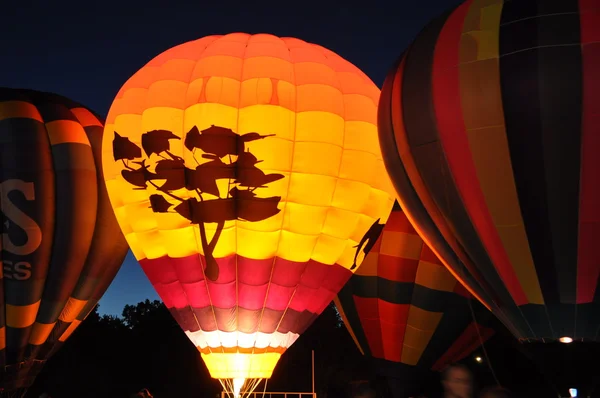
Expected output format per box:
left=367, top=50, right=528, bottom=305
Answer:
left=101, top=32, right=395, bottom=391
left=335, top=205, right=493, bottom=397
left=378, top=0, right=600, bottom=344
left=0, top=88, right=128, bottom=394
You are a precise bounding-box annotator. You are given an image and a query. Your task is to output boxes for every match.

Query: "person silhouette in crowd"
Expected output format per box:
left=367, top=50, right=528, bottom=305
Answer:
left=480, top=386, right=514, bottom=398
left=441, top=363, right=474, bottom=398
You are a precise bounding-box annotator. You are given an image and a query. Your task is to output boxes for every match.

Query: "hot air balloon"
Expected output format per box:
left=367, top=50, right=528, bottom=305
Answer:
left=0, top=88, right=129, bottom=397
left=101, top=33, right=395, bottom=397
left=378, top=0, right=600, bottom=394
left=335, top=204, right=494, bottom=398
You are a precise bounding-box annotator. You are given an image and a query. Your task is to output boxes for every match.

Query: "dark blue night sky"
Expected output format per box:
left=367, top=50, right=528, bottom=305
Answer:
left=1, top=0, right=458, bottom=317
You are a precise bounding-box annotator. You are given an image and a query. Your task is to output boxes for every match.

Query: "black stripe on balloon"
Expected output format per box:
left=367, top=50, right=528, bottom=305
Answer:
left=499, top=0, right=582, bottom=311
left=400, top=0, right=524, bottom=338
left=336, top=278, right=373, bottom=357
left=376, top=33, right=499, bottom=333
left=349, top=276, right=467, bottom=314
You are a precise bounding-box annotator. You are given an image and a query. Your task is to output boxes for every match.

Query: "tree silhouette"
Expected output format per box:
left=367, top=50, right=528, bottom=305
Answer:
left=112, top=125, right=285, bottom=281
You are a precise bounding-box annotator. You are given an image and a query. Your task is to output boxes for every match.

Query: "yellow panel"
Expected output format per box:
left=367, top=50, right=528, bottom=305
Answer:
left=29, top=322, right=56, bottom=345
left=6, top=301, right=40, bottom=328
left=201, top=352, right=282, bottom=379
left=401, top=306, right=443, bottom=365
left=355, top=251, right=379, bottom=277
left=415, top=261, right=457, bottom=293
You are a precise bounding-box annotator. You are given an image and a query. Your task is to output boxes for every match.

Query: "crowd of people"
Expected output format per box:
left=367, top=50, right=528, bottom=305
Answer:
left=440, top=364, right=513, bottom=398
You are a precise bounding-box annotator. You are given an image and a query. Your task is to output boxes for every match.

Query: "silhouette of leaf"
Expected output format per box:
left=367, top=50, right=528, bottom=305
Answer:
left=235, top=168, right=284, bottom=189
left=173, top=198, right=236, bottom=224
left=141, top=130, right=180, bottom=157
left=113, top=132, right=142, bottom=161
left=153, top=159, right=187, bottom=192
left=184, top=126, right=201, bottom=151
left=239, top=132, right=275, bottom=142
left=149, top=194, right=173, bottom=213
left=185, top=166, right=221, bottom=197
left=121, top=160, right=154, bottom=189
left=184, top=125, right=239, bottom=158
left=236, top=195, right=282, bottom=222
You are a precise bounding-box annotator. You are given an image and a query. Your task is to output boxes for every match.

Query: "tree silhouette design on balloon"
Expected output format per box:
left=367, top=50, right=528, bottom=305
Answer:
left=112, top=125, right=285, bottom=281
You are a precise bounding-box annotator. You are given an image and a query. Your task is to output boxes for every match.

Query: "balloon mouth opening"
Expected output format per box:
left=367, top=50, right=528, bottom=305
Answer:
left=233, top=378, right=245, bottom=397
left=220, top=377, right=264, bottom=398
left=559, top=336, right=573, bottom=344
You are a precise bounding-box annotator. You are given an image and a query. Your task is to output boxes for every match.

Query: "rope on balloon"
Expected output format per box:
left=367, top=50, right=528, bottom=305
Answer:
left=466, top=297, right=500, bottom=386
left=220, top=377, right=267, bottom=398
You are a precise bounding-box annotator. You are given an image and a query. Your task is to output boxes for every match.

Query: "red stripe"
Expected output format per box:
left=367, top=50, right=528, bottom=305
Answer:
left=420, top=244, right=442, bottom=265
left=353, top=297, right=410, bottom=363
left=431, top=321, right=494, bottom=371
left=431, top=0, right=527, bottom=305
left=378, top=301, right=410, bottom=363
left=141, top=255, right=351, bottom=314
left=384, top=209, right=417, bottom=234
left=353, top=297, right=385, bottom=359
left=378, top=255, right=419, bottom=283
left=576, top=0, right=600, bottom=303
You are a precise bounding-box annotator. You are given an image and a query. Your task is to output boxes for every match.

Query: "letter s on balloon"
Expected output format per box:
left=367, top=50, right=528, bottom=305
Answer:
left=0, top=179, right=42, bottom=256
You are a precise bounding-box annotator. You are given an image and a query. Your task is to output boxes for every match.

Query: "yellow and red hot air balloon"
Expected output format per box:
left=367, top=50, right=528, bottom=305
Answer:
left=101, top=33, right=395, bottom=396
left=335, top=204, right=494, bottom=398
left=0, top=88, right=129, bottom=397
left=378, top=0, right=600, bottom=394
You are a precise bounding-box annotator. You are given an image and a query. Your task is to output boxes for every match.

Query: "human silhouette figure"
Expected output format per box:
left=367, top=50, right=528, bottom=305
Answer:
left=351, top=218, right=385, bottom=270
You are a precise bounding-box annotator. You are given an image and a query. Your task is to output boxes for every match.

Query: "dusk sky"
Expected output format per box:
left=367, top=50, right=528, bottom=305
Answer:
left=2, top=0, right=458, bottom=317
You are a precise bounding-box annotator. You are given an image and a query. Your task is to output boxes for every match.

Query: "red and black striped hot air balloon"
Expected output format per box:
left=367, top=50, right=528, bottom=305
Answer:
left=0, top=88, right=129, bottom=397
left=335, top=205, right=494, bottom=398
left=378, top=0, right=600, bottom=394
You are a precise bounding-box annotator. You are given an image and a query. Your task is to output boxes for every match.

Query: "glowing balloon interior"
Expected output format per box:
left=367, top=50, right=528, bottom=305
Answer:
left=101, top=33, right=395, bottom=395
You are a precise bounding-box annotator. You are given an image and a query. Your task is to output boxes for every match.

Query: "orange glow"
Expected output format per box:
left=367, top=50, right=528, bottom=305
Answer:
left=102, top=33, right=395, bottom=389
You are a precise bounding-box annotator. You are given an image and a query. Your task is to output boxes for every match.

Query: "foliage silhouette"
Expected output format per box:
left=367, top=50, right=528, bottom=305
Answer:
left=112, top=125, right=285, bottom=280
left=25, top=299, right=559, bottom=398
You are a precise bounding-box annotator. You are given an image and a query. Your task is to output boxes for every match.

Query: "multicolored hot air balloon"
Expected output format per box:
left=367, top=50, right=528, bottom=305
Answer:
left=378, top=0, right=600, bottom=394
left=335, top=205, right=493, bottom=398
left=0, top=88, right=129, bottom=397
left=101, top=33, right=395, bottom=397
